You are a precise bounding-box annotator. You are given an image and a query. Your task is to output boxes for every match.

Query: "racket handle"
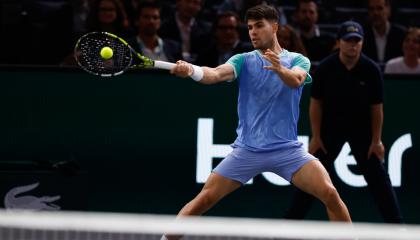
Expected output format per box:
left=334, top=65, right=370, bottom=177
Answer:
left=154, top=61, right=176, bottom=70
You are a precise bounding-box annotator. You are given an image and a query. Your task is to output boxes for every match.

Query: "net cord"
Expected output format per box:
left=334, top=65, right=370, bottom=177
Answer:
left=0, top=210, right=419, bottom=240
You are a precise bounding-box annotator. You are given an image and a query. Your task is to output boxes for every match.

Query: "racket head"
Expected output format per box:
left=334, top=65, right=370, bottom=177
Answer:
left=74, top=32, right=133, bottom=77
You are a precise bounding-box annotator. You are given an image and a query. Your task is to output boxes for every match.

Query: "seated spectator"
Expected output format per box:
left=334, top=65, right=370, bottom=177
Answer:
left=86, top=0, right=134, bottom=38
left=277, top=24, right=308, bottom=56
left=293, top=0, right=336, bottom=62
left=159, top=0, right=212, bottom=63
left=195, top=11, right=252, bottom=67
left=385, top=27, right=420, bottom=74
left=127, top=1, right=182, bottom=63
left=216, top=0, right=287, bottom=25
left=362, top=0, right=406, bottom=64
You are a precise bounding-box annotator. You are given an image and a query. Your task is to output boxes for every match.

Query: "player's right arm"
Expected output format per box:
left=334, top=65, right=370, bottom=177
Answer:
left=170, top=60, right=234, bottom=85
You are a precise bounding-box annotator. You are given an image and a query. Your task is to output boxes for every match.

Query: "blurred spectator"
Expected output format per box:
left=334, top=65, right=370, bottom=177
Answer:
left=72, top=0, right=91, bottom=37
left=216, top=0, right=287, bottom=25
left=121, top=0, right=174, bottom=28
left=127, top=1, right=182, bottom=62
left=195, top=11, right=252, bottom=67
left=293, top=0, right=336, bottom=62
left=121, top=0, right=141, bottom=27
left=277, top=24, right=308, bottom=56
left=362, top=0, right=406, bottom=64
left=86, top=0, right=134, bottom=38
left=159, top=0, right=212, bottom=62
left=384, top=27, right=420, bottom=74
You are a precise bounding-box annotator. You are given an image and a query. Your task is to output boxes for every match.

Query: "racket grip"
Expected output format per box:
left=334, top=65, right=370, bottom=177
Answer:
left=154, top=61, right=176, bottom=70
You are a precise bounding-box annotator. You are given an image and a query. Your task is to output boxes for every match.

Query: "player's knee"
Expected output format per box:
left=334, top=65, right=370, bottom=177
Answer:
left=320, top=185, right=340, bottom=206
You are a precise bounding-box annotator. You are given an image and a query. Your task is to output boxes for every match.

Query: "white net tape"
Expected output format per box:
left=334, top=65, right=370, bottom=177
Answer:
left=0, top=210, right=419, bottom=240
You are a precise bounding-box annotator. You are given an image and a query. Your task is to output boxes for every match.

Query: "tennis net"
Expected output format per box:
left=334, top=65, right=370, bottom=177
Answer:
left=0, top=210, right=419, bottom=240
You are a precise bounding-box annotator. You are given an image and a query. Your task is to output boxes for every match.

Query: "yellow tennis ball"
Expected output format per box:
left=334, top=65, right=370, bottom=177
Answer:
left=100, top=46, right=113, bottom=60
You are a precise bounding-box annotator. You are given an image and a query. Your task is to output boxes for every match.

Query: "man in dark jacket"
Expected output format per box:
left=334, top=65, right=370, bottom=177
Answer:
left=127, top=1, right=182, bottom=63
left=158, top=0, right=211, bottom=63
left=362, top=0, right=406, bottom=64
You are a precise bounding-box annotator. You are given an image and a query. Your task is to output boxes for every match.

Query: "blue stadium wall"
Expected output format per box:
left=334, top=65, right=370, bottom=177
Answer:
left=0, top=67, right=418, bottom=223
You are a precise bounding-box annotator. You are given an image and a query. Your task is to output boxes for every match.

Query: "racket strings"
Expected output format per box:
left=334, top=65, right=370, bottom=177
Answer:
left=75, top=33, right=132, bottom=76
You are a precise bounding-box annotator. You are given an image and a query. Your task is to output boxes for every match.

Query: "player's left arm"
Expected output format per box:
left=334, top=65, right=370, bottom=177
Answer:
left=262, top=49, right=310, bottom=88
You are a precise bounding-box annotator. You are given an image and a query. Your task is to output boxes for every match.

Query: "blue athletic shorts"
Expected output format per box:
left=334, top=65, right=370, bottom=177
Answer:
left=213, top=146, right=317, bottom=185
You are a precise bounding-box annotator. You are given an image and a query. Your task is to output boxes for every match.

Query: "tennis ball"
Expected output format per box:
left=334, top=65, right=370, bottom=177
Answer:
left=100, top=46, right=113, bottom=60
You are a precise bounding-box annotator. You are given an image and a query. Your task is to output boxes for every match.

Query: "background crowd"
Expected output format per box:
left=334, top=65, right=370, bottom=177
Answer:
left=0, top=0, right=419, bottom=73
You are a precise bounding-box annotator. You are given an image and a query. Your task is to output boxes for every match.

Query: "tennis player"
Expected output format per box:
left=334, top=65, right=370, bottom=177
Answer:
left=165, top=5, right=351, bottom=238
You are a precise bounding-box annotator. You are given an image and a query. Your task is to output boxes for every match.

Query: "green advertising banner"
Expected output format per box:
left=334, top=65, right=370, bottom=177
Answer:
left=0, top=68, right=418, bottom=223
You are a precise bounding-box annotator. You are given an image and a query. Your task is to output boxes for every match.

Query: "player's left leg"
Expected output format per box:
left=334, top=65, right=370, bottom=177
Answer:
left=291, top=160, right=352, bottom=222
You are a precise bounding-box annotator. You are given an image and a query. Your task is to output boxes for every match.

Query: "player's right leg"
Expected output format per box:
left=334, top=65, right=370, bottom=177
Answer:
left=162, top=173, right=241, bottom=240
left=163, top=147, right=259, bottom=240
left=177, top=172, right=241, bottom=216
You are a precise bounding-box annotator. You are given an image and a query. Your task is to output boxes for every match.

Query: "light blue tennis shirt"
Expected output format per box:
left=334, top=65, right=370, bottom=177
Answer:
left=226, top=49, right=312, bottom=152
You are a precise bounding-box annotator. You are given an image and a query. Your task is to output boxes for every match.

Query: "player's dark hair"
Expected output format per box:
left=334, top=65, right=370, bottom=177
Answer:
left=245, top=4, right=279, bottom=23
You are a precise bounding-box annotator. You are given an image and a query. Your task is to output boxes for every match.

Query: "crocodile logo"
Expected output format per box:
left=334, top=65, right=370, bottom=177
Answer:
left=4, top=182, right=61, bottom=210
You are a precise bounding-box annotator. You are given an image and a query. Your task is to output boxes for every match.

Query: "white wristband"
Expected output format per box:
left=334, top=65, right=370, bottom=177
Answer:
left=190, top=65, right=204, bottom=82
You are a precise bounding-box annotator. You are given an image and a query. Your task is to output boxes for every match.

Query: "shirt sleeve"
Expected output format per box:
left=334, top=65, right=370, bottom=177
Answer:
left=291, top=54, right=312, bottom=84
left=226, top=53, right=245, bottom=80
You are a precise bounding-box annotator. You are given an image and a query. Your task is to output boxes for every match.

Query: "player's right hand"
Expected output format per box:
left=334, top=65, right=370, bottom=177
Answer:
left=170, top=60, right=194, bottom=78
left=309, top=136, right=327, bottom=154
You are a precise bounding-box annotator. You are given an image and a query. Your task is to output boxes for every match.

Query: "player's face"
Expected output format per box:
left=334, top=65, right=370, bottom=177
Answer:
left=138, top=8, right=161, bottom=36
left=247, top=19, right=278, bottom=50
left=339, top=38, right=363, bottom=58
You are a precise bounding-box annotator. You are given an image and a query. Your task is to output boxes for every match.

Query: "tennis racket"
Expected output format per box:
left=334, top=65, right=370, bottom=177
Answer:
left=74, top=32, right=175, bottom=77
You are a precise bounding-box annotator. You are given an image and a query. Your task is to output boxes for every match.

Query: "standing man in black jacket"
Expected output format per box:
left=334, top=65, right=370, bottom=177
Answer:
left=284, top=21, right=403, bottom=223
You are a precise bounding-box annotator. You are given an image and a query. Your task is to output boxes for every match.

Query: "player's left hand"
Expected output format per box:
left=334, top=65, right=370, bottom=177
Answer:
left=262, top=49, right=282, bottom=72
left=368, top=141, right=385, bottom=161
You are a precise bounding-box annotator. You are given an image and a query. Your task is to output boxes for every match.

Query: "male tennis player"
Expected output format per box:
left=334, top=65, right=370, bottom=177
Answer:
left=166, top=5, right=351, bottom=238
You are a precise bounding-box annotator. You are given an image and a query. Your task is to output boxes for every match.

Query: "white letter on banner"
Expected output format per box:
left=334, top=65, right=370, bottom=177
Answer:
left=334, top=142, right=368, bottom=187
left=196, top=118, right=411, bottom=187
left=388, top=134, right=412, bottom=187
